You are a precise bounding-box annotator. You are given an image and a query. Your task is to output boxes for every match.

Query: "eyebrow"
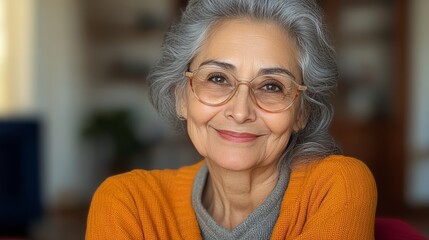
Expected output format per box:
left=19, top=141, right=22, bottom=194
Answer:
left=259, top=68, right=296, bottom=80
left=198, top=59, right=296, bottom=80
left=199, top=60, right=236, bottom=71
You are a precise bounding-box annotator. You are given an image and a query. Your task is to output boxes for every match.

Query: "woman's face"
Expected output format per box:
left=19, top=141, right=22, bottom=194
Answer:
left=179, top=18, right=303, bottom=171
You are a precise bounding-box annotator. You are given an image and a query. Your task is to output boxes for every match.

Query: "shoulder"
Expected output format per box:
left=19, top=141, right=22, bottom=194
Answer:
left=95, top=160, right=205, bottom=198
left=291, top=155, right=377, bottom=204
left=308, top=155, right=374, bottom=179
left=87, top=161, right=205, bottom=239
left=278, top=156, right=377, bottom=239
left=294, top=155, right=375, bottom=180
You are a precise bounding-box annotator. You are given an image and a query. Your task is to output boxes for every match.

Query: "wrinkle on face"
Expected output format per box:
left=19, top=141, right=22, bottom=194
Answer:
left=184, top=18, right=302, bottom=172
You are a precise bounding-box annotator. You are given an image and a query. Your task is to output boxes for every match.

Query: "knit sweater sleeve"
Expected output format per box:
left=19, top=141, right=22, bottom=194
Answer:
left=293, top=156, right=378, bottom=240
left=86, top=175, right=144, bottom=240
left=272, top=155, right=377, bottom=240
left=85, top=164, right=203, bottom=240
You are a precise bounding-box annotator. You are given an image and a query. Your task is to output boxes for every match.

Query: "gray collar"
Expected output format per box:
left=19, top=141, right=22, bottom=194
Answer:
left=191, top=163, right=290, bottom=240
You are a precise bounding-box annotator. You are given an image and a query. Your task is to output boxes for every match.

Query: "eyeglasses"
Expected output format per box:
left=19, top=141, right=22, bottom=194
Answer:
left=185, top=66, right=307, bottom=113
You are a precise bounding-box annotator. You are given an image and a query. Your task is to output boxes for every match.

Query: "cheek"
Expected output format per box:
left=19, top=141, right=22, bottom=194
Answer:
left=265, top=111, right=297, bottom=136
left=185, top=97, right=219, bottom=156
left=263, top=111, right=297, bottom=150
left=186, top=95, right=215, bottom=126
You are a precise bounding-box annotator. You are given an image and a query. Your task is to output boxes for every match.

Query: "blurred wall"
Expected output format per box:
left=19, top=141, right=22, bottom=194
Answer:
left=0, top=0, right=35, bottom=115
left=34, top=0, right=89, bottom=207
left=406, top=0, right=429, bottom=207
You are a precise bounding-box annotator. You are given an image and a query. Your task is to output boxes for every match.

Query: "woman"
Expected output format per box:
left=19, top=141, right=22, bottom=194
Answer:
left=86, top=0, right=377, bottom=239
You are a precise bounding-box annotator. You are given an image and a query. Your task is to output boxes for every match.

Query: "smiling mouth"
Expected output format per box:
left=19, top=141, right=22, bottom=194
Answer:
left=215, top=129, right=260, bottom=143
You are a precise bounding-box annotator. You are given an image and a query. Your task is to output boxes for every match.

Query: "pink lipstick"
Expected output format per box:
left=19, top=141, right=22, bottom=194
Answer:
left=216, top=129, right=259, bottom=143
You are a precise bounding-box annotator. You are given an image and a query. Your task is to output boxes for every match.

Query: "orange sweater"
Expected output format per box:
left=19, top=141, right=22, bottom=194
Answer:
left=86, top=155, right=377, bottom=239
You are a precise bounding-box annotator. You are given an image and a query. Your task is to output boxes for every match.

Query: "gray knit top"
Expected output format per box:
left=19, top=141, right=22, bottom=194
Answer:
left=191, top=164, right=289, bottom=240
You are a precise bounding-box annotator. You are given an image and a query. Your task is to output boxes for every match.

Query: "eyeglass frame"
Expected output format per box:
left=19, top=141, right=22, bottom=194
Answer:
left=184, top=66, right=307, bottom=113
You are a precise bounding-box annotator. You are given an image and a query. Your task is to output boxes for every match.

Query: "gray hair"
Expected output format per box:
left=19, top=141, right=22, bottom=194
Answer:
left=148, top=0, right=342, bottom=166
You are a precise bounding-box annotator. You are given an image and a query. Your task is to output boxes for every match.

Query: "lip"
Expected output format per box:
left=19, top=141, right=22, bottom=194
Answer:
left=215, top=129, right=260, bottom=143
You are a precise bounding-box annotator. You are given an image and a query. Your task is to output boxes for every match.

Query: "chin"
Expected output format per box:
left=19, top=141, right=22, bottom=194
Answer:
left=208, top=155, right=261, bottom=172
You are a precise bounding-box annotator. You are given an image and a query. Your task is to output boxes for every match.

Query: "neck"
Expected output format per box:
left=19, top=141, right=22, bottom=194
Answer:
left=202, top=160, right=279, bottom=229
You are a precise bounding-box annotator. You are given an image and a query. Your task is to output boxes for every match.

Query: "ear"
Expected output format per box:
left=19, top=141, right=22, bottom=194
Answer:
left=293, top=103, right=308, bottom=133
left=175, top=84, right=188, bottom=120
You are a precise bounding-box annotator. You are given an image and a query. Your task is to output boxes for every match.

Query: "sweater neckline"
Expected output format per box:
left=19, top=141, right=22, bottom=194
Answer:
left=171, top=161, right=206, bottom=239
left=191, top=163, right=290, bottom=239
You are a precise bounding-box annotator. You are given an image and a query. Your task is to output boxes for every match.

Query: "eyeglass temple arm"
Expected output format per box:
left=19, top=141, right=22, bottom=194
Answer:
left=185, top=72, right=193, bottom=78
left=298, top=85, right=307, bottom=91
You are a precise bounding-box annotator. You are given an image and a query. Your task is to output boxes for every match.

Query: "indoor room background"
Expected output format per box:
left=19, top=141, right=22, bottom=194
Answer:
left=0, top=0, right=428, bottom=239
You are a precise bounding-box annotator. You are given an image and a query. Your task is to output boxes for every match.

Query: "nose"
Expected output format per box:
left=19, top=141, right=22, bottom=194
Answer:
left=224, top=84, right=257, bottom=123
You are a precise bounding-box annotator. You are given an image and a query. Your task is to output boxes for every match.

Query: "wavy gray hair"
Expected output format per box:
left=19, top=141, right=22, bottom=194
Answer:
left=148, top=0, right=341, bottom=166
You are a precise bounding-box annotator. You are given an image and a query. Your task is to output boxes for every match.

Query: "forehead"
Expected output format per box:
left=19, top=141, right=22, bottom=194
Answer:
left=191, top=18, right=301, bottom=76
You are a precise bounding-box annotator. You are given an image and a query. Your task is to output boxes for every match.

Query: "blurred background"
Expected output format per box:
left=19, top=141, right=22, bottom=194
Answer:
left=0, top=0, right=427, bottom=239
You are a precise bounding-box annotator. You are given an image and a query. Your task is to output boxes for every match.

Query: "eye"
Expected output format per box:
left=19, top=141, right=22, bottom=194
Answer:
left=207, top=73, right=229, bottom=85
left=261, top=80, right=283, bottom=92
